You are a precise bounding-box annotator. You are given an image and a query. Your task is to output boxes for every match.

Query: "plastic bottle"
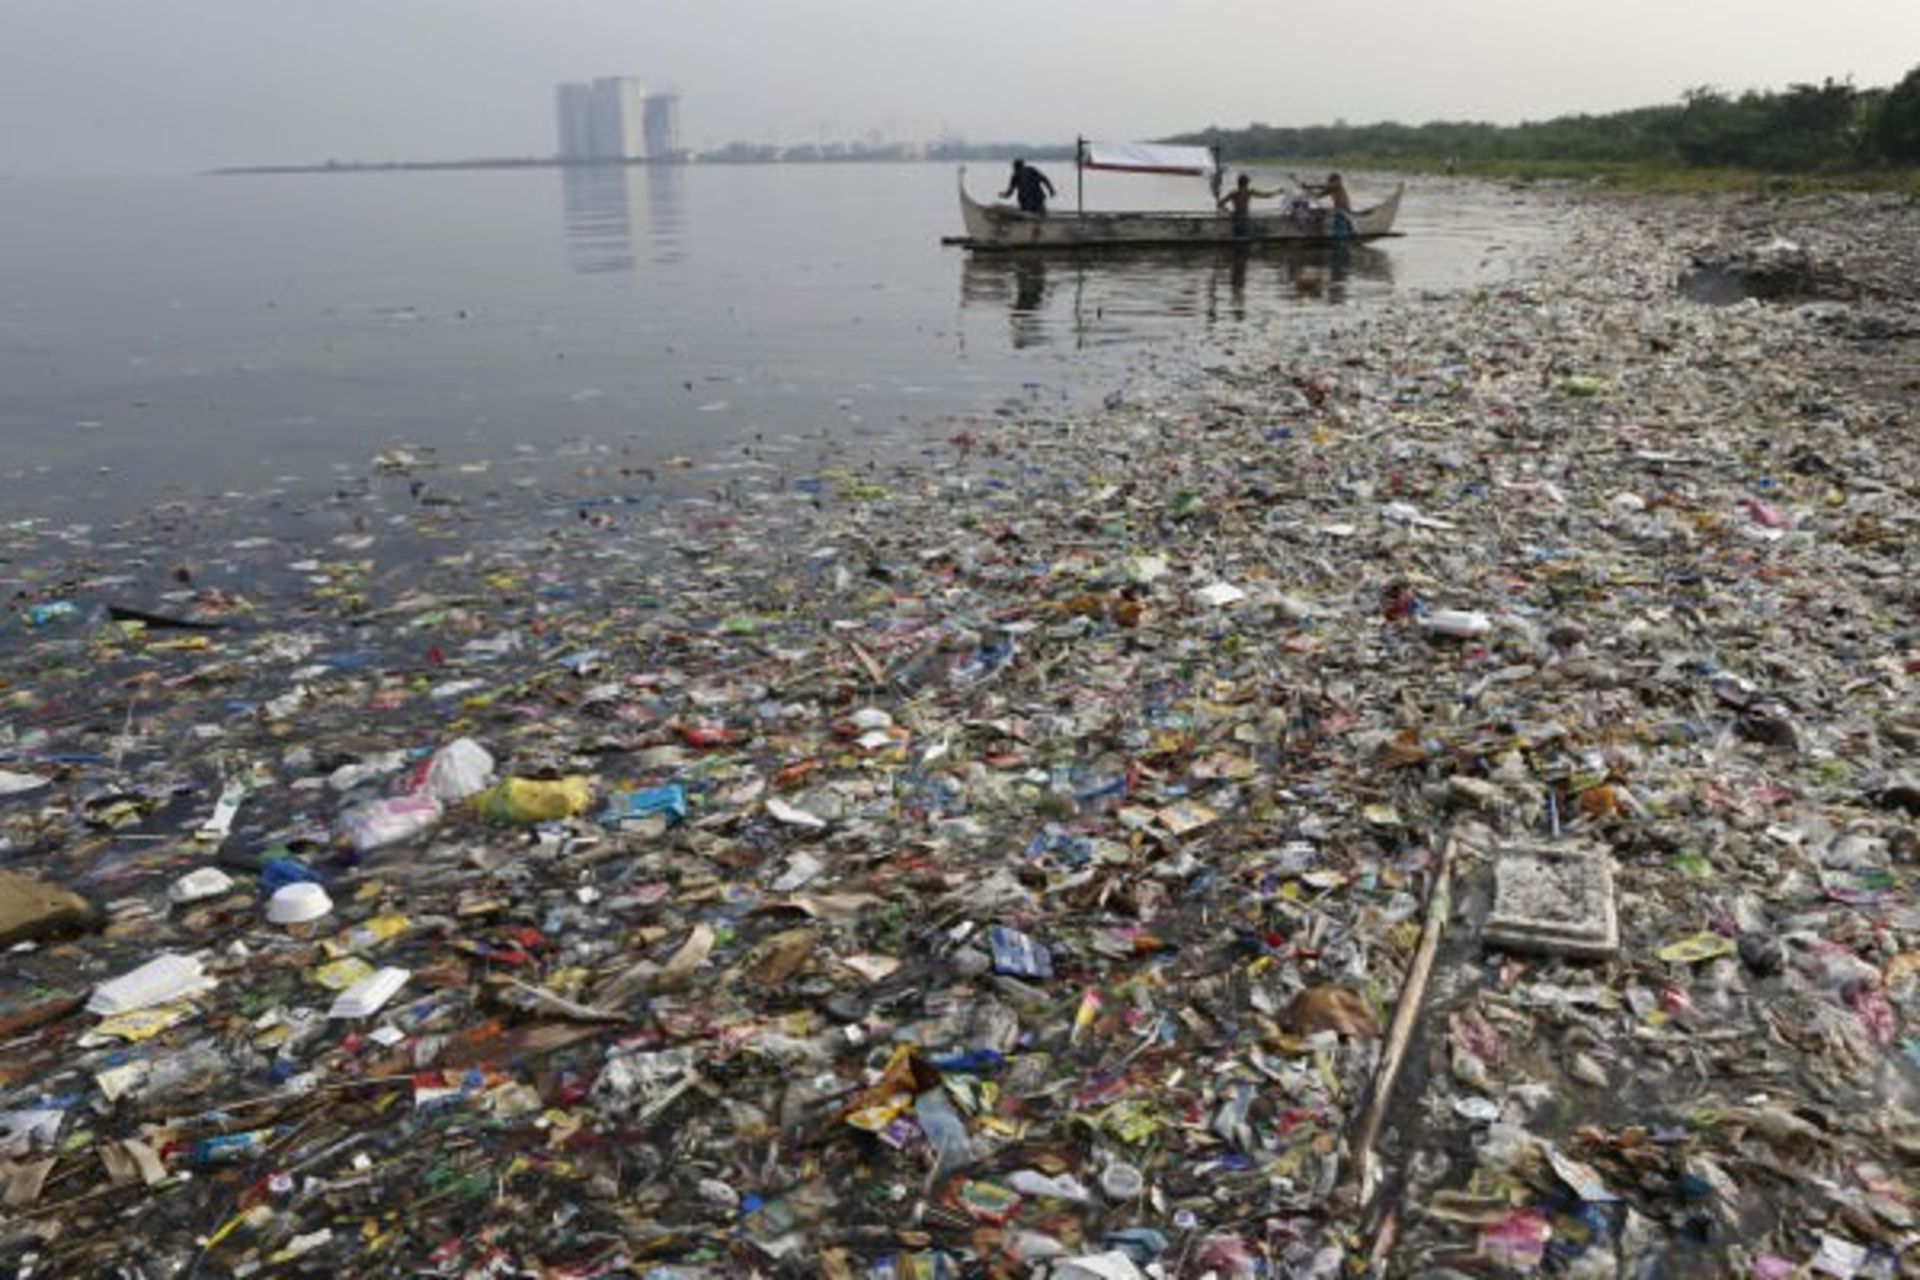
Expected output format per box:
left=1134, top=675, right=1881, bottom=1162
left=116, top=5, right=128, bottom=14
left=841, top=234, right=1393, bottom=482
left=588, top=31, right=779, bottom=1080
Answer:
left=913, top=1088, right=972, bottom=1176
left=22, top=601, right=79, bottom=628
left=1006, top=1169, right=1093, bottom=1202
left=1422, top=609, right=1493, bottom=639
left=136, top=1042, right=231, bottom=1104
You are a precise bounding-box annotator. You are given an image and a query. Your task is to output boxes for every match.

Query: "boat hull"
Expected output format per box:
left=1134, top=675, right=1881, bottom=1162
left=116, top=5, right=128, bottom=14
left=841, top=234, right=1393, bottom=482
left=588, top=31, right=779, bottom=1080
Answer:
left=954, top=172, right=1402, bottom=249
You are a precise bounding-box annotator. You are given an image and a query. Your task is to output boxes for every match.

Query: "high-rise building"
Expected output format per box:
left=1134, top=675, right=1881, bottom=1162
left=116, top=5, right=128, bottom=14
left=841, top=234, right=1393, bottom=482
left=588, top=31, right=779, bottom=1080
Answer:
left=589, top=77, right=647, bottom=160
left=556, top=77, right=683, bottom=162
left=554, top=83, right=594, bottom=160
left=643, top=94, right=682, bottom=161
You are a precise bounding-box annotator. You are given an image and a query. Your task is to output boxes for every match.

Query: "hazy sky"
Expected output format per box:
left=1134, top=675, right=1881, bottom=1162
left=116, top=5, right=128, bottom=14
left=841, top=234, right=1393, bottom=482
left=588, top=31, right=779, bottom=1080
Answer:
left=6, top=0, right=1919, bottom=174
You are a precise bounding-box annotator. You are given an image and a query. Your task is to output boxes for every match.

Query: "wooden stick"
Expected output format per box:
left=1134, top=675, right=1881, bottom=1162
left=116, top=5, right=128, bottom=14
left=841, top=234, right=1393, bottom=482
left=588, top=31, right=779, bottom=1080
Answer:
left=1349, top=837, right=1456, bottom=1212
left=1368, top=1201, right=1403, bottom=1272
left=847, top=640, right=887, bottom=687
left=500, top=977, right=629, bottom=1023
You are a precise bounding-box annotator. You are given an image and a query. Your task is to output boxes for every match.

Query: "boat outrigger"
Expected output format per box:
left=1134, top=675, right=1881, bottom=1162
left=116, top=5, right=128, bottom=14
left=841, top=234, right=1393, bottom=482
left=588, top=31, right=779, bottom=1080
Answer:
left=950, top=139, right=1402, bottom=250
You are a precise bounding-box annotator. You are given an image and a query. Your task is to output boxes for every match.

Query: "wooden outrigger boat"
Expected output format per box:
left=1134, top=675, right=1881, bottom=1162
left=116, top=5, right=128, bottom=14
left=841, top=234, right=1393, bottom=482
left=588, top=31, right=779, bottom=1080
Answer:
left=950, top=139, right=1402, bottom=250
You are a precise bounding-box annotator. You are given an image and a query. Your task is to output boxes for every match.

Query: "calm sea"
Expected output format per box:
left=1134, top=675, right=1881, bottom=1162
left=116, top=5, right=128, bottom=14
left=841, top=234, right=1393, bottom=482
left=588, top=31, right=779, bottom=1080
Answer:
left=0, top=164, right=1556, bottom=524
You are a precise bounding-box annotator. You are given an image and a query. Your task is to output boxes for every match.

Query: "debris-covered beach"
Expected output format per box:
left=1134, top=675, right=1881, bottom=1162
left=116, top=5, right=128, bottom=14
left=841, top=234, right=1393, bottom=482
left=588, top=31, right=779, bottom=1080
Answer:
left=3, top=183, right=1918, bottom=1278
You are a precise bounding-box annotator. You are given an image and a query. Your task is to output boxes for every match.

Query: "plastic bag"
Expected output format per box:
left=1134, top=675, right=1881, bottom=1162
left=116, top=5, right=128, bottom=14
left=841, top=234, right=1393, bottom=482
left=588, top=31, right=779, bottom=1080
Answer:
left=472, top=776, right=592, bottom=824
left=337, top=793, right=443, bottom=854
left=416, top=737, right=495, bottom=802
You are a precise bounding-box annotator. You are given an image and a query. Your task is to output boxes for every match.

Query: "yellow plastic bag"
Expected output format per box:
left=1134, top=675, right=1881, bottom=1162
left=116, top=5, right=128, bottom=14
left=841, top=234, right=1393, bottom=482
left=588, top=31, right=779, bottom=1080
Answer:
left=472, top=776, right=592, bottom=824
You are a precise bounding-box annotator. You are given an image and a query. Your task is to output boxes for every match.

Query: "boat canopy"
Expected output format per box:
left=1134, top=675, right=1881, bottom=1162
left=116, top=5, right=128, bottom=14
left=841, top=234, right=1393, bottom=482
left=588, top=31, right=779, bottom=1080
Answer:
left=1079, top=140, right=1216, bottom=177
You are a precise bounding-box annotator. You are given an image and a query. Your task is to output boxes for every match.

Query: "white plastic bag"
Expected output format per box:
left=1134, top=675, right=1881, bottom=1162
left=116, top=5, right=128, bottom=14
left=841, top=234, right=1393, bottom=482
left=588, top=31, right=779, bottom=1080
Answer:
left=336, top=793, right=443, bottom=854
left=420, top=737, right=495, bottom=802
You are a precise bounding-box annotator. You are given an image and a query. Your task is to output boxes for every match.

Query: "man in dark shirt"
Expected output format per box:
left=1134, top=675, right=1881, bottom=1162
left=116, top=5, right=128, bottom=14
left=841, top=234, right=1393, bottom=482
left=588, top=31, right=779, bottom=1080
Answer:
left=1001, top=159, right=1056, bottom=215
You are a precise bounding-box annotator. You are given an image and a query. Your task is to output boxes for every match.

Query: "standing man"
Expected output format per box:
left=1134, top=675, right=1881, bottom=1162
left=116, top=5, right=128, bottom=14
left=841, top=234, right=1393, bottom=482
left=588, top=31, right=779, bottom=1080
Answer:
left=1303, top=172, right=1355, bottom=239
left=1001, top=159, right=1056, bottom=216
left=1216, top=172, right=1280, bottom=241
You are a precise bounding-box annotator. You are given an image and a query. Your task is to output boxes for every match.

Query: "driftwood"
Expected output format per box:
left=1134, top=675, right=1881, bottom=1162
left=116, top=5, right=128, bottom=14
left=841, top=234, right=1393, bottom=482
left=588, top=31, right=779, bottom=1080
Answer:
left=1349, top=837, right=1456, bottom=1213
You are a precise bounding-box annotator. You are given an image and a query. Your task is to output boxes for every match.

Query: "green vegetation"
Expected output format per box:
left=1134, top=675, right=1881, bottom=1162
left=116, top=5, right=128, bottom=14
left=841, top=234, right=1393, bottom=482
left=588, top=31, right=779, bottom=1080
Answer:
left=1870, top=65, right=1920, bottom=164
left=1173, top=64, right=1920, bottom=192
left=1270, top=158, right=1920, bottom=198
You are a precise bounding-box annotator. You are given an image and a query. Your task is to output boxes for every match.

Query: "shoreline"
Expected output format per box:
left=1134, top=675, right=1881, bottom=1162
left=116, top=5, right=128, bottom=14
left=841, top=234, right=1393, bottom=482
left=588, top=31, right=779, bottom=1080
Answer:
left=2, top=187, right=1918, bottom=1275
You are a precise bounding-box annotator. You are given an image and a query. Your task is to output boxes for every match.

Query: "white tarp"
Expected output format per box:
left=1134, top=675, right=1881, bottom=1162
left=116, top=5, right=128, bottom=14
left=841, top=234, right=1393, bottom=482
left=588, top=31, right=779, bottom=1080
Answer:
left=1080, top=140, right=1216, bottom=176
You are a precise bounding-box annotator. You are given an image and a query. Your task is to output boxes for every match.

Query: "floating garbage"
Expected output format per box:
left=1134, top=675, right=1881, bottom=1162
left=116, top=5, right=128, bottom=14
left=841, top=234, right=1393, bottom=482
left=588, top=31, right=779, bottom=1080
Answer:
left=1, top=184, right=1918, bottom=1275
left=264, top=881, right=334, bottom=926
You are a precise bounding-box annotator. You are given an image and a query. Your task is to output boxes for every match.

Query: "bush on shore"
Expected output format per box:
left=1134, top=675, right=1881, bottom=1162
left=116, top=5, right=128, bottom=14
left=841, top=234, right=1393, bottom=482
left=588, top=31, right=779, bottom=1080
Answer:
left=1175, top=62, right=1920, bottom=187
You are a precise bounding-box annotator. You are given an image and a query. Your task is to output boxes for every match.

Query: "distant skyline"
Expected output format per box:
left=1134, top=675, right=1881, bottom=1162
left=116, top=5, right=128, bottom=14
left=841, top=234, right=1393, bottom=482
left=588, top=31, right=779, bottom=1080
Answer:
left=5, top=0, right=1919, bottom=176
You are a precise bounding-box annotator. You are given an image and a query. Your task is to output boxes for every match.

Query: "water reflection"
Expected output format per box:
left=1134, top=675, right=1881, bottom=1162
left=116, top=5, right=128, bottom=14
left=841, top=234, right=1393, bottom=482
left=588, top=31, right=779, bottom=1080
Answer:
left=558, top=164, right=687, bottom=274
left=645, top=164, right=686, bottom=264
left=960, top=242, right=1394, bottom=348
left=1009, top=257, right=1049, bottom=348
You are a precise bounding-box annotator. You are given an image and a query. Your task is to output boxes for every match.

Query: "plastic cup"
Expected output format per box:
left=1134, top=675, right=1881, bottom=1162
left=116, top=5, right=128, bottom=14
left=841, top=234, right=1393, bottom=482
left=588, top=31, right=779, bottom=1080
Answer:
left=1100, top=1160, right=1144, bottom=1201
left=266, top=882, right=334, bottom=926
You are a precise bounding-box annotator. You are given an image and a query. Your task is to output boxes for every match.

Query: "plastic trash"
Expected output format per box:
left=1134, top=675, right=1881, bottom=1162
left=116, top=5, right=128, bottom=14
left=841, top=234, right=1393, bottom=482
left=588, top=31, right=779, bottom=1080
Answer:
left=600, top=784, right=687, bottom=826
left=167, top=867, right=235, bottom=904
left=988, top=924, right=1054, bottom=979
left=20, top=600, right=79, bottom=628
left=336, top=792, right=444, bottom=852
left=327, top=751, right=409, bottom=792
left=1099, top=1160, right=1144, bottom=1201
left=914, top=1087, right=973, bottom=1177
left=1421, top=608, right=1493, bottom=638
left=258, top=857, right=325, bottom=895
left=3, top=184, right=1918, bottom=1276
left=194, top=777, right=250, bottom=843
left=765, top=797, right=827, bottom=829
left=266, top=881, right=334, bottom=925
left=1194, top=581, right=1247, bottom=608
left=769, top=851, right=825, bottom=893
left=471, top=776, right=592, bottom=824
left=0, top=770, right=51, bottom=796
left=327, top=967, right=409, bottom=1019
left=1005, top=1170, right=1094, bottom=1202
left=1051, top=1254, right=1149, bottom=1280
left=87, top=954, right=216, bottom=1015
left=415, top=736, right=496, bottom=802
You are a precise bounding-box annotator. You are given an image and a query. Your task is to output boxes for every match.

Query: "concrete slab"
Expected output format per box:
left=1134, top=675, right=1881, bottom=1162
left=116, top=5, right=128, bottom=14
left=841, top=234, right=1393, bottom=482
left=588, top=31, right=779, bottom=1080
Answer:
left=1483, top=843, right=1618, bottom=959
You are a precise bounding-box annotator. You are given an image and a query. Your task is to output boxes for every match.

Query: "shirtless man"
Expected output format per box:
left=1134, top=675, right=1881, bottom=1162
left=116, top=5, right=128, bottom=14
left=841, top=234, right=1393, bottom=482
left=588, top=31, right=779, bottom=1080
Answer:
left=1303, top=171, right=1355, bottom=237
left=1216, top=172, right=1279, bottom=240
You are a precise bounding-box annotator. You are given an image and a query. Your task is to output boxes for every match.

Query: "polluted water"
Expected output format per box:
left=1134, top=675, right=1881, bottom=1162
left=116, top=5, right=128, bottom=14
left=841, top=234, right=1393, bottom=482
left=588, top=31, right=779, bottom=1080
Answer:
left=1, top=184, right=1919, bottom=1278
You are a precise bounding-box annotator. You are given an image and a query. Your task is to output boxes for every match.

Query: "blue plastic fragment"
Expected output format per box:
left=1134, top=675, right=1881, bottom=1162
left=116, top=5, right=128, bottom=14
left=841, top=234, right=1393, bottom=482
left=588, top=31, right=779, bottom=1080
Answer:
left=601, top=784, right=687, bottom=826
left=259, top=858, right=323, bottom=895
left=925, top=1049, right=1006, bottom=1074
left=988, top=924, right=1054, bottom=979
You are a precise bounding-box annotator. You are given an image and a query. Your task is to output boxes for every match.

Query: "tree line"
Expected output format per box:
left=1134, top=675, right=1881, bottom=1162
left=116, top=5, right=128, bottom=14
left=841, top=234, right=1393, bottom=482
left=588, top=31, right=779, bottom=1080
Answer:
left=1171, top=64, right=1920, bottom=172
